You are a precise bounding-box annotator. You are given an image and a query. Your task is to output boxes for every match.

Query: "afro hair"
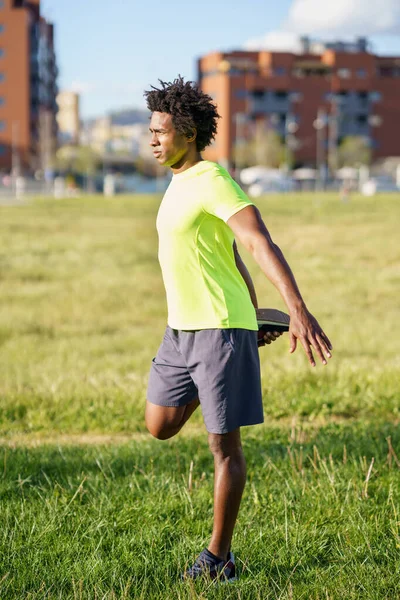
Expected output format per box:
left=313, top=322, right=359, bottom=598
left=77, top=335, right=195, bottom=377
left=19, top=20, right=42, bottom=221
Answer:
left=144, top=76, right=220, bottom=152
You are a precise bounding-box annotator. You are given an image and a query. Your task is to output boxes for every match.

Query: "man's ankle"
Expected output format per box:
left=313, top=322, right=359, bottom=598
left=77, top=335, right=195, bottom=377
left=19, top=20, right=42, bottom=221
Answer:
left=206, top=545, right=230, bottom=562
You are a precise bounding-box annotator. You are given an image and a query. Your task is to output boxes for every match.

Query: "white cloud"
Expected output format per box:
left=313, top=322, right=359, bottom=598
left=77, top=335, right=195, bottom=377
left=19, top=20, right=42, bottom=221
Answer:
left=244, top=31, right=302, bottom=52
left=244, top=0, right=400, bottom=51
left=285, top=0, right=400, bottom=36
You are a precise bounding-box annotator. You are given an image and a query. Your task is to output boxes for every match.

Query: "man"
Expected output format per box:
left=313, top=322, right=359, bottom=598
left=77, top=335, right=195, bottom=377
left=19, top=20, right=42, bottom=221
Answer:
left=144, top=77, right=332, bottom=581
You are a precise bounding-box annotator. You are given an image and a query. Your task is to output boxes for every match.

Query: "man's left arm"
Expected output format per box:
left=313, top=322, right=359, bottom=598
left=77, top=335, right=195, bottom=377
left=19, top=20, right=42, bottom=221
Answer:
left=233, top=241, right=258, bottom=308
left=233, top=240, right=282, bottom=346
left=228, top=205, right=332, bottom=366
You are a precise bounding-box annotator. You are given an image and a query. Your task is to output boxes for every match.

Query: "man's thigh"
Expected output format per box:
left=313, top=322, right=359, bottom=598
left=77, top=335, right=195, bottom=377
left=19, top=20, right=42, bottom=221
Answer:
left=145, top=400, right=187, bottom=431
left=147, top=326, right=198, bottom=408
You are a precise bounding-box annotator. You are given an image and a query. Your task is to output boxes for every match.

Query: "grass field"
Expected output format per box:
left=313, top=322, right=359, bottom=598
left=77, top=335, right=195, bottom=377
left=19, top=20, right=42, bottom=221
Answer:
left=0, top=192, right=400, bottom=598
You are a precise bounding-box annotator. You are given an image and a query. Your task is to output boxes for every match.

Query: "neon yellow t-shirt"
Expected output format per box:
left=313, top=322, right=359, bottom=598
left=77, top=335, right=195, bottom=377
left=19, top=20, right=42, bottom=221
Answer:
left=156, top=160, right=258, bottom=330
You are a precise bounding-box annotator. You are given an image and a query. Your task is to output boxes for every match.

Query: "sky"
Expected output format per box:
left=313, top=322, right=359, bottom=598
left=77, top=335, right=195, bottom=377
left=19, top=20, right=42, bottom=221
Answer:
left=41, top=0, right=400, bottom=120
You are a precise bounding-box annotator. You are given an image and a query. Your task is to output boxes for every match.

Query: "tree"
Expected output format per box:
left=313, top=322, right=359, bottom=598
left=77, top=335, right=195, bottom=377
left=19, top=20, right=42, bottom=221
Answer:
left=338, top=136, right=371, bottom=168
left=253, top=124, right=285, bottom=169
left=233, top=121, right=285, bottom=169
left=54, top=145, right=101, bottom=175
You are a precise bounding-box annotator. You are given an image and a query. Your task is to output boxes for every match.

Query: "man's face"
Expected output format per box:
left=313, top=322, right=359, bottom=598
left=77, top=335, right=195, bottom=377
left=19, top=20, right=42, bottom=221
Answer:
left=149, top=112, right=191, bottom=168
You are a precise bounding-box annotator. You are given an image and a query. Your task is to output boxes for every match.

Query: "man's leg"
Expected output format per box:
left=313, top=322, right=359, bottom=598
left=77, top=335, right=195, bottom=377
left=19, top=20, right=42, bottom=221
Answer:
left=207, top=428, right=246, bottom=561
left=145, top=396, right=200, bottom=440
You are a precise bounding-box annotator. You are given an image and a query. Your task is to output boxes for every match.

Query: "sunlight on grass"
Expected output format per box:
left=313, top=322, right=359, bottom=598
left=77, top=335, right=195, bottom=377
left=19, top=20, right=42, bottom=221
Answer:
left=0, top=192, right=399, bottom=436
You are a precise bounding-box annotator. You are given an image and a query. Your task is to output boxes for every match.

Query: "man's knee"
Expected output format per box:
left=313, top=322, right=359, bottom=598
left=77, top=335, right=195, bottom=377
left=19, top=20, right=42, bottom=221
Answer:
left=146, top=423, right=177, bottom=440
left=208, top=429, right=243, bottom=459
left=145, top=401, right=182, bottom=440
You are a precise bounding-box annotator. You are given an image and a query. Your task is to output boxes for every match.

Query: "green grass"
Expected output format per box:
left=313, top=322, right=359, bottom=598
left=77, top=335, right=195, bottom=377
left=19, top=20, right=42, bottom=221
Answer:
left=1, top=423, right=400, bottom=598
left=0, top=192, right=400, bottom=598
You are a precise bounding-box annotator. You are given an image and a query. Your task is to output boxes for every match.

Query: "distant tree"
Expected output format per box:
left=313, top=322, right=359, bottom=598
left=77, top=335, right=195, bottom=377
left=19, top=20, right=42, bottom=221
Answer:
left=254, top=127, right=285, bottom=169
left=233, top=121, right=285, bottom=169
left=54, top=145, right=100, bottom=175
left=338, top=136, right=371, bottom=168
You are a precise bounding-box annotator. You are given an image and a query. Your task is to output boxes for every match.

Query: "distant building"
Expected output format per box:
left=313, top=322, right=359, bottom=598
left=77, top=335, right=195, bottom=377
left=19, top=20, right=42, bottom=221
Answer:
left=0, top=0, right=58, bottom=173
left=57, top=91, right=80, bottom=145
left=198, top=37, right=400, bottom=169
left=82, top=109, right=152, bottom=159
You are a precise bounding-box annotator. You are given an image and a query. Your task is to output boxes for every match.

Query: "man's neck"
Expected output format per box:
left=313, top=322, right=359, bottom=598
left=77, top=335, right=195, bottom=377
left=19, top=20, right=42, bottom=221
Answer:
left=170, top=153, right=203, bottom=175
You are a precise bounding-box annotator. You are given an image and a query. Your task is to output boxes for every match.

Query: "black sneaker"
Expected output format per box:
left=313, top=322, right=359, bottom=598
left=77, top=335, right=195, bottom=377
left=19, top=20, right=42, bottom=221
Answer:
left=181, top=548, right=237, bottom=582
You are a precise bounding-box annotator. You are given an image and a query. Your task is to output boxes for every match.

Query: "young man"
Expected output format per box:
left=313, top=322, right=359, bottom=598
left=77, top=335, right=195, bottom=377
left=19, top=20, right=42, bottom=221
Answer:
left=144, top=77, right=332, bottom=581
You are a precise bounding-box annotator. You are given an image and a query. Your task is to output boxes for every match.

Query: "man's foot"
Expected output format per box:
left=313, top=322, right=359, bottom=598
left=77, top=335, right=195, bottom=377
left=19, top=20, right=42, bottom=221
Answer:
left=181, top=548, right=237, bottom=582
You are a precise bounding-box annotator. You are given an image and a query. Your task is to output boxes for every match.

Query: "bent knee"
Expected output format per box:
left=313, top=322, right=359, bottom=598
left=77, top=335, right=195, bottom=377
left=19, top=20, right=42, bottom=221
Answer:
left=146, top=422, right=177, bottom=440
left=145, top=401, right=182, bottom=440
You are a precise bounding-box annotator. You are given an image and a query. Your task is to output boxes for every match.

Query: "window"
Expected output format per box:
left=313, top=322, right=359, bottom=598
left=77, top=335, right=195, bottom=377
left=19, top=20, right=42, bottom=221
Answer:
left=356, top=115, right=368, bottom=124
left=273, top=67, right=286, bottom=76
left=0, top=73, right=4, bottom=82
left=274, top=90, right=288, bottom=99
left=235, top=90, right=247, bottom=99
left=357, top=68, right=367, bottom=78
left=0, top=25, right=4, bottom=33
left=338, top=68, right=351, bottom=79
left=337, top=90, right=348, bottom=104
left=370, top=91, right=382, bottom=102
left=377, top=67, right=399, bottom=77
left=0, top=144, right=6, bottom=156
left=252, top=89, right=265, bottom=99
left=0, top=96, right=4, bottom=106
left=0, top=120, right=5, bottom=131
left=290, top=92, right=303, bottom=102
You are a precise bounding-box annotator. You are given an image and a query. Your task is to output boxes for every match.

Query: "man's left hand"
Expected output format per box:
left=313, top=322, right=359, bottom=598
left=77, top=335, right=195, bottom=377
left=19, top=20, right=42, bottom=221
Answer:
left=257, top=330, right=283, bottom=347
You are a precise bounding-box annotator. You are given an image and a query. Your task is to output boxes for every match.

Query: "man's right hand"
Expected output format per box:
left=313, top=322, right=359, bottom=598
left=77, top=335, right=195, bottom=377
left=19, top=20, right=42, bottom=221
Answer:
left=289, top=307, right=332, bottom=366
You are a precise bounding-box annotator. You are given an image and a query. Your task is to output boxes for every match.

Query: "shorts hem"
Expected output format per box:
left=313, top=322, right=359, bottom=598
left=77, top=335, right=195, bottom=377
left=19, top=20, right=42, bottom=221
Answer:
left=147, top=396, right=197, bottom=409
left=205, top=418, right=264, bottom=435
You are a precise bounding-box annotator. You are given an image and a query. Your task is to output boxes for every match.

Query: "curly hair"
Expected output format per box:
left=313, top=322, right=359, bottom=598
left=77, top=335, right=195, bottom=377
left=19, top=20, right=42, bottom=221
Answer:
left=144, top=76, right=220, bottom=152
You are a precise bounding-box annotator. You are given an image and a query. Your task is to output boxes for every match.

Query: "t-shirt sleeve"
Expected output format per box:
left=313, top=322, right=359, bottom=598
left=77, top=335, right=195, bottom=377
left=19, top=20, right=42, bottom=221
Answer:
left=202, top=170, right=254, bottom=222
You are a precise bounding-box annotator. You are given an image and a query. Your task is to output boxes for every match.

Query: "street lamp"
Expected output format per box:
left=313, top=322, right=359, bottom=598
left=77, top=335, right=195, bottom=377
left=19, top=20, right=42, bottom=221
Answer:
left=284, top=114, right=299, bottom=173
left=327, top=95, right=344, bottom=181
left=313, top=109, right=328, bottom=190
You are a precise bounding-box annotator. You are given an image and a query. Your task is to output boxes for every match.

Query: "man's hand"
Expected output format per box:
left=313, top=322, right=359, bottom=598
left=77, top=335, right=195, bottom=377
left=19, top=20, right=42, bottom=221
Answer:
left=289, top=307, right=332, bottom=367
left=258, top=330, right=283, bottom=347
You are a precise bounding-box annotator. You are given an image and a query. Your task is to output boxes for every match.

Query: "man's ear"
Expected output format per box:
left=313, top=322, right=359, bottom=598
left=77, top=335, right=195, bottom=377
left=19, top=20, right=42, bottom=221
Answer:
left=186, top=129, right=197, bottom=143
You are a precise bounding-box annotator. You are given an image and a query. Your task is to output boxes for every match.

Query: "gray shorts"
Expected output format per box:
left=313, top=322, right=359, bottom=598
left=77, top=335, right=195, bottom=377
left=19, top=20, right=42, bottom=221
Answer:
left=147, top=326, right=264, bottom=434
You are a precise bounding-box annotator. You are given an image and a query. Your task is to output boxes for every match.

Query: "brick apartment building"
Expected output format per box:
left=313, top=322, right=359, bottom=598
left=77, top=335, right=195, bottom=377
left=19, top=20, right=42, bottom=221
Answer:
left=198, top=38, right=400, bottom=170
left=0, top=0, right=58, bottom=173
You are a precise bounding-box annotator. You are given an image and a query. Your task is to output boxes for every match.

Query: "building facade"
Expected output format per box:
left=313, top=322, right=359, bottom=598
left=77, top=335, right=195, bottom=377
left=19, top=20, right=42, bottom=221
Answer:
left=0, top=0, right=58, bottom=173
left=57, top=91, right=80, bottom=145
left=198, top=38, right=400, bottom=169
left=81, top=110, right=152, bottom=160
